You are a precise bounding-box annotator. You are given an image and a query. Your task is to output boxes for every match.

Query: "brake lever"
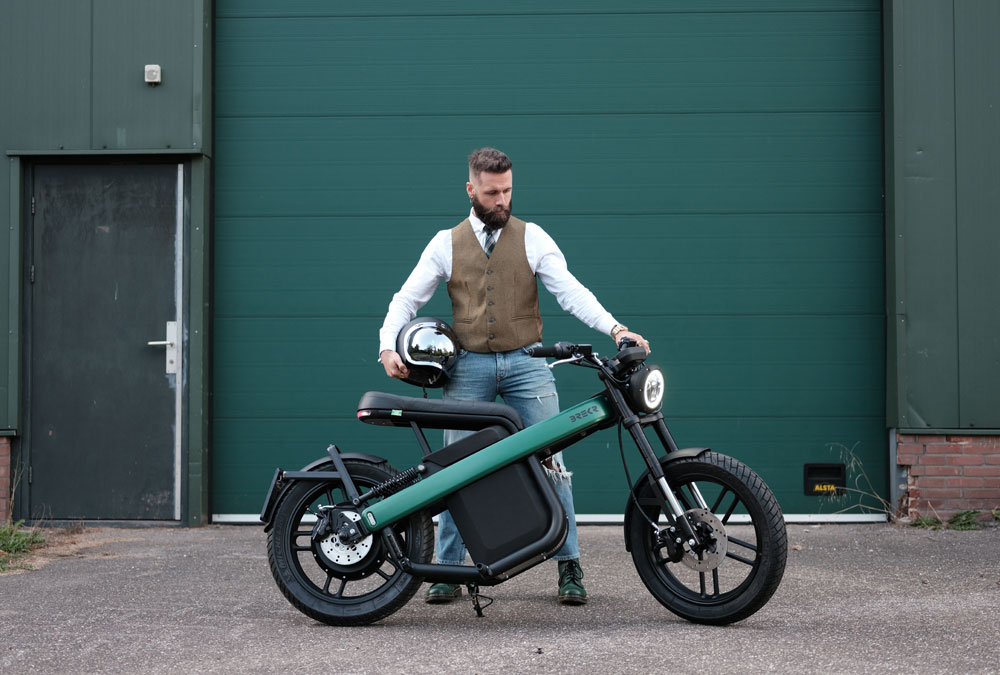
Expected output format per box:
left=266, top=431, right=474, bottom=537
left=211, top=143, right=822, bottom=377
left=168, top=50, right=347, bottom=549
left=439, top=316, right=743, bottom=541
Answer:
left=547, top=354, right=584, bottom=369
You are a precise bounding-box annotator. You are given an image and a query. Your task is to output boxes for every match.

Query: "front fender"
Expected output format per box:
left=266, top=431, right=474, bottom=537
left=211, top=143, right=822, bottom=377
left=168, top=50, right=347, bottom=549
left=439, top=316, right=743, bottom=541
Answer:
left=622, top=447, right=710, bottom=551
left=259, top=451, right=389, bottom=531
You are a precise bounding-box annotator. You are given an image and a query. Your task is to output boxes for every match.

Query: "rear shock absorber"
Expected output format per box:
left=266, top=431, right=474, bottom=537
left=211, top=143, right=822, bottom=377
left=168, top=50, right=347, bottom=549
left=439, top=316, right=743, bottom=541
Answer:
left=352, top=464, right=426, bottom=506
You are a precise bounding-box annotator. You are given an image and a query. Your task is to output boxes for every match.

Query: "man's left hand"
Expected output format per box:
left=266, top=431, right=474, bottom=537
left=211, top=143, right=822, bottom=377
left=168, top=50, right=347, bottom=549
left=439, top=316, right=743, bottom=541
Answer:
left=617, top=330, right=650, bottom=354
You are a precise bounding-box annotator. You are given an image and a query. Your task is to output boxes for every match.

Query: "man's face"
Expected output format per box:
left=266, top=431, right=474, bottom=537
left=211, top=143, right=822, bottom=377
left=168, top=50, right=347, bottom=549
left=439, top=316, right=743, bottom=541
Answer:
left=467, top=169, right=513, bottom=231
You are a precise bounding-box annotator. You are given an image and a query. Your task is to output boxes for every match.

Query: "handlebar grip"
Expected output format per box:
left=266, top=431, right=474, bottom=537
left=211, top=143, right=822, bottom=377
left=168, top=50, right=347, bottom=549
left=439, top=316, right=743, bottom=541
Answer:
left=526, top=341, right=574, bottom=358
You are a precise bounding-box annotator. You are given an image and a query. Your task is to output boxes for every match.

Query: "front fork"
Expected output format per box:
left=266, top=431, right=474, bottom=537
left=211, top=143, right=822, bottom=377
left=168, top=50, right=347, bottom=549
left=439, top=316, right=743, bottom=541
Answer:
left=605, top=388, right=708, bottom=547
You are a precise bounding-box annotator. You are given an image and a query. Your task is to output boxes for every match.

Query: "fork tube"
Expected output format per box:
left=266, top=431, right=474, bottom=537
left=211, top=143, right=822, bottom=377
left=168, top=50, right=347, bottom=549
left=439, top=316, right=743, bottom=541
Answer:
left=653, top=419, right=709, bottom=509
left=605, top=386, right=702, bottom=544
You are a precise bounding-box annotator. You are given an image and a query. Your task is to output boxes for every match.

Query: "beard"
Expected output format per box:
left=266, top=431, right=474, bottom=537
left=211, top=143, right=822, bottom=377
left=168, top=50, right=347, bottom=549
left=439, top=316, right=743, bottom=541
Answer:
left=472, top=194, right=512, bottom=232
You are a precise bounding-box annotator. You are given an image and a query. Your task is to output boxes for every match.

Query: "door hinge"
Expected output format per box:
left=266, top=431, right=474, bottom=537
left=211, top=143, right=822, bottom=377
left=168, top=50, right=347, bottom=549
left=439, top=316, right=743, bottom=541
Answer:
left=29, top=264, right=35, bottom=284
left=28, top=465, right=33, bottom=484
left=31, top=197, right=35, bottom=215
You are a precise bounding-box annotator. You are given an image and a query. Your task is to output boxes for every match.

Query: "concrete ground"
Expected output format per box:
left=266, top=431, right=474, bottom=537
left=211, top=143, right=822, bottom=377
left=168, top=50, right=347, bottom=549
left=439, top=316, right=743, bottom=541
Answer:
left=2, top=523, right=998, bottom=674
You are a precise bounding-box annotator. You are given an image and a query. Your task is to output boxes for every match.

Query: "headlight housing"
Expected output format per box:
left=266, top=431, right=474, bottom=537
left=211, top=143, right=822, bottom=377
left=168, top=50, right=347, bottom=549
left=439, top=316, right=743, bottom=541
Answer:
left=627, top=365, right=665, bottom=413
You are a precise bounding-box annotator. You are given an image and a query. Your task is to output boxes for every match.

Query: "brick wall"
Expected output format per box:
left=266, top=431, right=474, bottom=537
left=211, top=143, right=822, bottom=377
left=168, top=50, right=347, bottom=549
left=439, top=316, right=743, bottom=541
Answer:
left=896, top=433, right=1000, bottom=521
left=0, top=437, right=10, bottom=524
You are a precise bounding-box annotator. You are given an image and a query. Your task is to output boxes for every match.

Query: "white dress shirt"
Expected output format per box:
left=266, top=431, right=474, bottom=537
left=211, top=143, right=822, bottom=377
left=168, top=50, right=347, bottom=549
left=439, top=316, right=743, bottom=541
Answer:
left=379, top=209, right=618, bottom=354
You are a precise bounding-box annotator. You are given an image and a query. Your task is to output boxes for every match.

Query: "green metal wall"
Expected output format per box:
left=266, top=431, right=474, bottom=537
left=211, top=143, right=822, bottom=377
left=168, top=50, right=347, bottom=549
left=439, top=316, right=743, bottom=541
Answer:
left=0, top=0, right=213, bottom=522
left=213, top=1, right=885, bottom=516
left=885, top=0, right=1000, bottom=431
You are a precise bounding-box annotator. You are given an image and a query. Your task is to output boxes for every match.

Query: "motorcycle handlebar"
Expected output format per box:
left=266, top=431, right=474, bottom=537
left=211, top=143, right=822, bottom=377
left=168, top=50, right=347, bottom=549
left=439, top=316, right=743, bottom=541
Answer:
left=525, top=341, right=577, bottom=359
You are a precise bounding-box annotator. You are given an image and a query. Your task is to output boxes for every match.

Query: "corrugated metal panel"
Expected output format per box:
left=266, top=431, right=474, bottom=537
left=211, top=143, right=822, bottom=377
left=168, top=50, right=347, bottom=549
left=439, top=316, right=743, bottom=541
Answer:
left=955, top=0, right=1000, bottom=428
left=213, top=1, right=885, bottom=515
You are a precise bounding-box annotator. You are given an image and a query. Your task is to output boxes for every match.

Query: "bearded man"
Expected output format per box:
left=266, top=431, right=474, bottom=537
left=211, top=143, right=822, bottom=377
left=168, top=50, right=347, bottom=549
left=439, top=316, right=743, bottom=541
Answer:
left=379, top=147, right=649, bottom=605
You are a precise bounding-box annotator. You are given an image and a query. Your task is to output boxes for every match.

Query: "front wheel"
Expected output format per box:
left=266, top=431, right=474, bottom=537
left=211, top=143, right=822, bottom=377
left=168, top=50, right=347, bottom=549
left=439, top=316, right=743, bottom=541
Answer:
left=626, top=451, right=787, bottom=624
left=267, top=458, right=433, bottom=626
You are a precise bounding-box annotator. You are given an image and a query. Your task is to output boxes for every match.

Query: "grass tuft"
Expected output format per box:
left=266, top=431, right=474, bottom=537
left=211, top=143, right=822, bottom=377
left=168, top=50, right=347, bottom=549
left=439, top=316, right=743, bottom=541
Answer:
left=0, top=520, right=46, bottom=572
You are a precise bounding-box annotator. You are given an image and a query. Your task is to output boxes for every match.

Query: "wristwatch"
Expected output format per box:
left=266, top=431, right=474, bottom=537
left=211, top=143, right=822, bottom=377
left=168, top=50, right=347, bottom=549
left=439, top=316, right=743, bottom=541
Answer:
left=611, top=323, right=628, bottom=339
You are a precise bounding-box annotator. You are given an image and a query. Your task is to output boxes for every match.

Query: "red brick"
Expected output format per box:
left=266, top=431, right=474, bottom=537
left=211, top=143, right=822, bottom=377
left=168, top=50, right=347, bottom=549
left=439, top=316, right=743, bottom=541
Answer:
left=919, top=455, right=950, bottom=465
left=948, top=455, right=984, bottom=466
left=910, top=466, right=961, bottom=477
left=916, top=477, right=949, bottom=488
left=965, top=489, right=1000, bottom=499
left=0, top=464, right=9, bottom=479
left=919, top=488, right=963, bottom=499
left=983, top=478, right=1000, bottom=489
left=960, top=444, right=1000, bottom=454
left=896, top=453, right=919, bottom=466
left=947, top=477, right=985, bottom=488
left=985, top=455, right=1000, bottom=465
left=964, top=466, right=1000, bottom=476
left=925, top=443, right=967, bottom=455
left=947, top=434, right=1000, bottom=443
left=913, top=435, right=948, bottom=444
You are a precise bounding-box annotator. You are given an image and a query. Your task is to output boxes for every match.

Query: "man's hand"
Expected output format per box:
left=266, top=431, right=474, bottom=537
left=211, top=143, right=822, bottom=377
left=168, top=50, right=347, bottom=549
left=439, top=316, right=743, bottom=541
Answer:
left=617, top=330, right=650, bottom=355
left=380, top=350, right=410, bottom=379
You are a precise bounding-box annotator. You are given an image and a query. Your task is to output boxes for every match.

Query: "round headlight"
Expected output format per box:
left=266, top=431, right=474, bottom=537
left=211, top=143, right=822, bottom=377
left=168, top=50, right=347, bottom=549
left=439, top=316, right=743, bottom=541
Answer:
left=627, top=366, right=665, bottom=412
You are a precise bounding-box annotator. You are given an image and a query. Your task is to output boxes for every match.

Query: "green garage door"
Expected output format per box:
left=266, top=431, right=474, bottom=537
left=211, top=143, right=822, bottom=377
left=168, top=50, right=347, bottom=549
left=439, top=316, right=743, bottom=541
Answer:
left=213, top=1, right=884, bottom=519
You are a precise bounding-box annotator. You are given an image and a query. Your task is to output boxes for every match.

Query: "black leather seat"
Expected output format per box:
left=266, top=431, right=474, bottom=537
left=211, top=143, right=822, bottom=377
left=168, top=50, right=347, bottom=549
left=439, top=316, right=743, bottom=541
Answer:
left=357, top=391, right=524, bottom=431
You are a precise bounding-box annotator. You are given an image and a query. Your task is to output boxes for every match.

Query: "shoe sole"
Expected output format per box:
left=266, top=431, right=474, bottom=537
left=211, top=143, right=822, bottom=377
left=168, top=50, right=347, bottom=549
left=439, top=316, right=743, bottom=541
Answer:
left=557, top=595, right=588, bottom=606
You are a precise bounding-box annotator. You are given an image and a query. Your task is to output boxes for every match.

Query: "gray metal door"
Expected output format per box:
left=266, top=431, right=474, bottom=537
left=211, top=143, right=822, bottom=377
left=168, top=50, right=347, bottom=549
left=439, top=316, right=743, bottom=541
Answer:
left=26, top=162, right=182, bottom=520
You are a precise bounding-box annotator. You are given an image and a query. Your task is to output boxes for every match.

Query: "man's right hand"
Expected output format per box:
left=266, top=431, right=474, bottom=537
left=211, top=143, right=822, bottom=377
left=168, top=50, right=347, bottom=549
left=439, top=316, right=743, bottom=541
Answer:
left=380, top=350, right=410, bottom=379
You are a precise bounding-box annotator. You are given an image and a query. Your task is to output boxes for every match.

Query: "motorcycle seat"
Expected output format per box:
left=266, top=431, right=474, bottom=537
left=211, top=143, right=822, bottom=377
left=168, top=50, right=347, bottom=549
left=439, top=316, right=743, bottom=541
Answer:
left=356, top=391, right=524, bottom=433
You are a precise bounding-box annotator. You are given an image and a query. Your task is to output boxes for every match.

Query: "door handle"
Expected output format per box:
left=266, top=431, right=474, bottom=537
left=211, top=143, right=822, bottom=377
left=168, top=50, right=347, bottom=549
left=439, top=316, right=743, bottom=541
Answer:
left=148, top=321, right=178, bottom=374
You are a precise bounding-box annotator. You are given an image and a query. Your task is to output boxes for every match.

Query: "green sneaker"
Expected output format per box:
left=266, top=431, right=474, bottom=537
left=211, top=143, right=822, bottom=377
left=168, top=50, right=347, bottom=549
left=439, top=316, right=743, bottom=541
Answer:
left=557, top=559, right=588, bottom=605
left=425, top=583, right=462, bottom=604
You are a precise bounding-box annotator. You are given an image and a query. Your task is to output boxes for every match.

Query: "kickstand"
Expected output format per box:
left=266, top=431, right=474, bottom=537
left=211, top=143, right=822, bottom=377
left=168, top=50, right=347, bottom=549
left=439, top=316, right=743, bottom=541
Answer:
left=465, top=583, right=493, bottom=618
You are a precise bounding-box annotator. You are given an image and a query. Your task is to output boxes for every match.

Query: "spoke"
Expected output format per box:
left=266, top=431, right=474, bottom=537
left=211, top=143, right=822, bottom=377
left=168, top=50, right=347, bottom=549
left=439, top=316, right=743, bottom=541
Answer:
left=721, top=494, right=740, bottom=524
left=710, top=488, right=731, bottom=514
left=331, top=577, right=347, bottom=598
left=726, top=550, right=755, bottom=566
left=699, top=571, right=706, bottom=596
left=375, top=567, right=393, bottom=581
left=712, top=568, right=721, bottom=596
left=292, top=544, right=311, bottom=552
left=323, top=574, right=333, bottom=593
left=728, top=536, right=759, bottom=553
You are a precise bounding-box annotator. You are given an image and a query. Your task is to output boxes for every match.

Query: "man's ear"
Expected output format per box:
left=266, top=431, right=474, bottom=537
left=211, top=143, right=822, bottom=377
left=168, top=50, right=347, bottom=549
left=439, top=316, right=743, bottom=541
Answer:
left=466, top=181, right=475, bottom=200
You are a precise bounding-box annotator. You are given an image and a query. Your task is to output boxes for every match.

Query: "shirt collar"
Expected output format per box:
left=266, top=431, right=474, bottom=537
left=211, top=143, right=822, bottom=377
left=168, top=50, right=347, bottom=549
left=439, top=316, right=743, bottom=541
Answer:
left=468, top=208, right=488, bottom=235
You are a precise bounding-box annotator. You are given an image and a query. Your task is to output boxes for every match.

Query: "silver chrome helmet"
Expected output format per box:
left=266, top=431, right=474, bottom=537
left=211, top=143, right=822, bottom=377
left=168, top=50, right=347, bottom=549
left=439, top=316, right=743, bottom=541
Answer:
left=396, top=317, right=460, bottom=388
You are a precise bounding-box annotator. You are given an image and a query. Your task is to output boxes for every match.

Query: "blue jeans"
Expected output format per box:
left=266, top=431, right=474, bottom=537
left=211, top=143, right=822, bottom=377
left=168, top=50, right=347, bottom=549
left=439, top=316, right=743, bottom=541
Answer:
left=435, top=343, right=580, bottom=566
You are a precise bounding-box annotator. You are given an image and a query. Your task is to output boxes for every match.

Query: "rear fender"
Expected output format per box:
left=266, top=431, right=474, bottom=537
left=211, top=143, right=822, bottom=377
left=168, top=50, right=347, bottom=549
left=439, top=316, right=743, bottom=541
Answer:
left=259, top=450, right=389, bottom=532
left=622, top=448, right=710, bottom=551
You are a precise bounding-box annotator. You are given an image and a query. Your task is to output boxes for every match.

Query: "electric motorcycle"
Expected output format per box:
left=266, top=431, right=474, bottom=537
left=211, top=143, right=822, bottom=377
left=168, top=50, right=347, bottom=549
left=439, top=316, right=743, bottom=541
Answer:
left=261, top=339, right=787, bottom=625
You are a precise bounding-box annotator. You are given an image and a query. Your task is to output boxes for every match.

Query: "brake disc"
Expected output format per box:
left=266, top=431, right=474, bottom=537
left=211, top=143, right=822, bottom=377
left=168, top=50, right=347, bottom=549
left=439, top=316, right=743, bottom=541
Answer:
left=315, top=511, right=377, bottom=572
left=679, top=508, right=728, bottom=572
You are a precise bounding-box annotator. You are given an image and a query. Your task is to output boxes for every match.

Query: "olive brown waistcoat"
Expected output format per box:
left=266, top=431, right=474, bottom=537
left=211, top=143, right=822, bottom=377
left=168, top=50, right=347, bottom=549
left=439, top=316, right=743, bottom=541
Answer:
left=447, top=217, right=543, bottom=353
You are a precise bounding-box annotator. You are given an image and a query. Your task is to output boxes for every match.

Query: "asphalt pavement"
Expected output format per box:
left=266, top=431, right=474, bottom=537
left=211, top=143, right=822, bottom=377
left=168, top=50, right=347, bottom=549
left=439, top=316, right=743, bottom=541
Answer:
left=2, top=523, right=999, bottom=674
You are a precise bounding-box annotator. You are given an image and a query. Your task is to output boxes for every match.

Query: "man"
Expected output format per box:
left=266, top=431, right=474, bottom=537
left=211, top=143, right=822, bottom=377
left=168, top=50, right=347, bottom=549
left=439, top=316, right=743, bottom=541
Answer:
left=379, top=147, right=649, bottom=605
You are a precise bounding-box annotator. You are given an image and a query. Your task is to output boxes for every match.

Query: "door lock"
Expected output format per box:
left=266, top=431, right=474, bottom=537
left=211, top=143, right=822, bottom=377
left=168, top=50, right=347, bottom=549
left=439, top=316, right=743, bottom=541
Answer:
left=147, top=321, right=178, bottom=374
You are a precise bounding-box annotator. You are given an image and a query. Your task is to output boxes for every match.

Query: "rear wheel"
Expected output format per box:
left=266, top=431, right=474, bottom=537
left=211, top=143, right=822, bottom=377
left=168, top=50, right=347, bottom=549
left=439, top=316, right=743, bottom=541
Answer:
left=267, top=459, right=433, bottom=626
left=627, top=451, right=787, bottom=624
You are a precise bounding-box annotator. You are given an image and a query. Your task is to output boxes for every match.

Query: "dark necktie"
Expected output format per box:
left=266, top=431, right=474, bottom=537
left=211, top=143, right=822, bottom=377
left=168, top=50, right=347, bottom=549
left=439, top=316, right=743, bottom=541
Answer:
left=484, top=229, right=497, bottom=258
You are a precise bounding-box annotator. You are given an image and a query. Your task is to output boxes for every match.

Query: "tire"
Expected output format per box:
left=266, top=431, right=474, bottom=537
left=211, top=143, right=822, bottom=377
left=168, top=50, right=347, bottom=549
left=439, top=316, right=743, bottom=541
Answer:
left=267, top=459, right=433, bottom=626
left=626, top=451, right=787, bottom=625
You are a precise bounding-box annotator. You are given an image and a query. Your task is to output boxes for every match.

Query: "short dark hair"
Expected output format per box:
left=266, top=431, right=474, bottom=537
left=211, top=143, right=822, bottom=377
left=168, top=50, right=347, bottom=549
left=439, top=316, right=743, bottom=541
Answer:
left=468, top=147, right=512, bottom=176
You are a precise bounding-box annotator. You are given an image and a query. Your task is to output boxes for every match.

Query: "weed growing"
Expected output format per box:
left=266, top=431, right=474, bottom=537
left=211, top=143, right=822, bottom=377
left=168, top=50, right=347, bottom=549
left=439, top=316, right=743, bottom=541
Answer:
left=0, top=519, right=46, bottom=572
left=821, top=442, right=894, bottom=519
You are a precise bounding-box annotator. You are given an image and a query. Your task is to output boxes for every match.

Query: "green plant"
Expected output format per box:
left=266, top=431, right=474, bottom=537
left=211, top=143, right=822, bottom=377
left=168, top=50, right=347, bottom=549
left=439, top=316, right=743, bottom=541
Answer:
left=910, top=515, right=943, bottom=530
left=947, top=510, right=981, bottom=531
left=822, top=442, right=895, bottom=519
left=993, top=508, right=999, bottom=523
left=0, top=519, right=45, bottom=572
